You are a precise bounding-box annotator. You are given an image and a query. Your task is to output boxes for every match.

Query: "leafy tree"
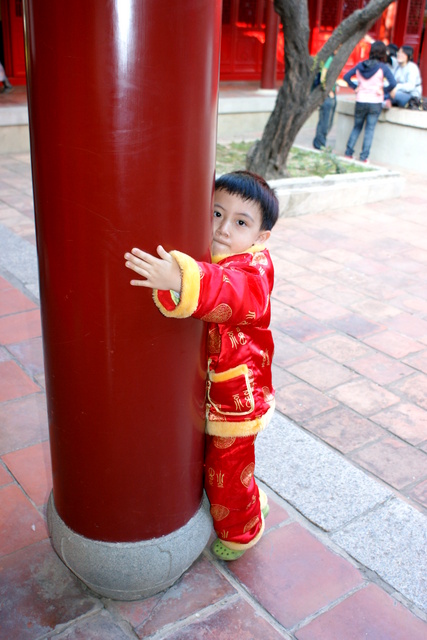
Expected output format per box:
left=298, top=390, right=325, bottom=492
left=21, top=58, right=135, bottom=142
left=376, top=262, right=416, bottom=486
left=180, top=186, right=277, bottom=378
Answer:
left=247, top=0, right=396, bottom=178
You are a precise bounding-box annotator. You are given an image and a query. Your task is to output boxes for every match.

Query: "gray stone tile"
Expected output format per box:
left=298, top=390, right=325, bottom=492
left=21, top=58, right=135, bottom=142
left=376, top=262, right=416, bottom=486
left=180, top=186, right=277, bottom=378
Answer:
left=53, top=610, right=135, bottom=639
left=331, top=498, right=427, bottom=613
left=256, top=411, right=391, bottom=531
left=0, top=539, right=101, bottom=640
left=0, top=222, right=39, bottom=294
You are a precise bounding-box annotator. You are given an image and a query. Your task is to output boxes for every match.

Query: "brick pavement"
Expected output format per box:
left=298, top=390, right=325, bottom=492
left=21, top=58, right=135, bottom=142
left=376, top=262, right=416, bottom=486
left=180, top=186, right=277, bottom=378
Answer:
left=0, top=148, right=426, bottom=637
left=268, top=172, right=427, bottom=513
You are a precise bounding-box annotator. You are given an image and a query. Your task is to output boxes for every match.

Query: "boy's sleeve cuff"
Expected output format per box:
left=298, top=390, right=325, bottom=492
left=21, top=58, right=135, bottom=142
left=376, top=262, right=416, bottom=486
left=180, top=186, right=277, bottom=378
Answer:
left=153, top=250, right=201, bottom=318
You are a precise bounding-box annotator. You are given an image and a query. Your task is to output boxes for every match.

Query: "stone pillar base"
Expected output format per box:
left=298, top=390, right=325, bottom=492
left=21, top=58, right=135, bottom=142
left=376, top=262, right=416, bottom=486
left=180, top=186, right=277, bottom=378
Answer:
left=47, top=492, right=212, bottom=601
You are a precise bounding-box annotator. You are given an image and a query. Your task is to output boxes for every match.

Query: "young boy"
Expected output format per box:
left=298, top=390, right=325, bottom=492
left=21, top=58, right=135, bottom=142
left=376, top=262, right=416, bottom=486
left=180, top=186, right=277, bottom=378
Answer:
left=124, top=170, right=279, bottom=560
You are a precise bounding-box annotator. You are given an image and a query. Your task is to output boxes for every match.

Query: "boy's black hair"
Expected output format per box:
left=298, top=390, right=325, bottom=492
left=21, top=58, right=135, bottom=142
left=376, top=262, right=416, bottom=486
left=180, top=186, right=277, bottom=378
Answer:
left=369, top=41, right=387, bottom=63
left=214, top=170, right=279, bottom=231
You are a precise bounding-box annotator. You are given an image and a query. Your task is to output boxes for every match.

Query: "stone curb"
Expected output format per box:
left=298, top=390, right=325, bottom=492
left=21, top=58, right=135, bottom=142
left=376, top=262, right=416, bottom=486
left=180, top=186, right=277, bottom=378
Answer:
left=269, top=150, right=405, bottom=217
left=256, top=412, right=427, bottom=614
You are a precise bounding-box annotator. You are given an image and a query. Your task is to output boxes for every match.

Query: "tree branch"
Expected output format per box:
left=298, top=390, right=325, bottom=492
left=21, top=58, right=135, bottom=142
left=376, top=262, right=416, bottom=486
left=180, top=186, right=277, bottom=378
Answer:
left=310, top=0, right=395, bottom=102
left=317, top=0, right=396, bottom=62
left=247, top=0, right=398, bottom=177
left=274, top=0, right=311, bottom=68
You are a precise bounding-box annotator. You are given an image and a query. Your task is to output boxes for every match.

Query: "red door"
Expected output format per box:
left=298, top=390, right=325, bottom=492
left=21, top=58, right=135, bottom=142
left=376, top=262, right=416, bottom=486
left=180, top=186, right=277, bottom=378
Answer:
left=220, top=0, right=284, bottom=81
left=310, top=0, right=424, bottom=75
left=1, top=0, right=26, bottom=83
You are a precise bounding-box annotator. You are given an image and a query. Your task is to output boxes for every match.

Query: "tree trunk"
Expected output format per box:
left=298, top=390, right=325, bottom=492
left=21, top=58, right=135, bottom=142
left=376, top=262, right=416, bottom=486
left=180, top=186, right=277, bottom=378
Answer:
left=247, top=75, right=315, bottom=178
left=247, top=0, right=396, bottom=178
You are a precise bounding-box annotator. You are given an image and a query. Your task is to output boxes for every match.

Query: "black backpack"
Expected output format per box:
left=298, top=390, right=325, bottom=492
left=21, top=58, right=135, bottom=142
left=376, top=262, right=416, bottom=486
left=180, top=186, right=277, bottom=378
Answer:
left=405, top=96, right=427, bottom=110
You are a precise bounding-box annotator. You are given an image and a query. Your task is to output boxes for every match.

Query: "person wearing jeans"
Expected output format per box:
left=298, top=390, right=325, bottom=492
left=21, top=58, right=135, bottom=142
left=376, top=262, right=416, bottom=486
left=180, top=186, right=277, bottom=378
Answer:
left=391, top=45, right=422, bottom=107
left=313, top=93, right=336, bottom=150
left=313, top=55, right=337, bottom=150
left=344, top=41, right=396, bottom=162
left=345, top=102, right=382, bottom=161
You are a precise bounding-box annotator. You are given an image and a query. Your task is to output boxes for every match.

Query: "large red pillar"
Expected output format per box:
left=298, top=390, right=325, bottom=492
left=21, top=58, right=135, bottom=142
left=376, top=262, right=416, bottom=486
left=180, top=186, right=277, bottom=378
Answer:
left=393, top=0, right=410, bottom=47
left=23, top=0, right=221, bottom=599
left=420, top=29, right=427, bottom=94
left=260, top=0, right=280, bottom=89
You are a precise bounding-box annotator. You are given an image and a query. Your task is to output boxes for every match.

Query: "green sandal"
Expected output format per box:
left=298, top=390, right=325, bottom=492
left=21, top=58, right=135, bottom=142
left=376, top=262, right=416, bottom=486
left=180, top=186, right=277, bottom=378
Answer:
left=259, top=488, right=270, bottom=520
left=211, top=499, right=270, bottom=561
left=211, top=538, right=245, bottom=561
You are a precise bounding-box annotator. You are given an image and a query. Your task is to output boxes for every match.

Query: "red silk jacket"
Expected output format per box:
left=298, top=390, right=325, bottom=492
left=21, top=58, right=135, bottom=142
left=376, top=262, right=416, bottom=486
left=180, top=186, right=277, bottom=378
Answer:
left=154, top=245, right=275, bottom=438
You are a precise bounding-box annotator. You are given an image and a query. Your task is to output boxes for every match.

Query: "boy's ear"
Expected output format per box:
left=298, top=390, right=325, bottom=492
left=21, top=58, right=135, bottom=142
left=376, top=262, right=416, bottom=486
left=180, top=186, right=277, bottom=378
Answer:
left=256, top=229, right=271, bottom=245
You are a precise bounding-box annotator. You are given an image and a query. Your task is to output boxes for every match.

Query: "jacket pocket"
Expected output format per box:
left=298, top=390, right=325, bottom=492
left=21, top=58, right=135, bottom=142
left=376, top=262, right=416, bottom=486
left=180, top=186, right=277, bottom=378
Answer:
left=207, top=363, right=255, bottom=416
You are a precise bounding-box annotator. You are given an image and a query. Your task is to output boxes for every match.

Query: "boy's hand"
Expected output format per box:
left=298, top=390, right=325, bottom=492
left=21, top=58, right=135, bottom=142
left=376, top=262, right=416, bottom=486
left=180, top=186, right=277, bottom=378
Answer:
left=124, top=246, right=182, bottom=292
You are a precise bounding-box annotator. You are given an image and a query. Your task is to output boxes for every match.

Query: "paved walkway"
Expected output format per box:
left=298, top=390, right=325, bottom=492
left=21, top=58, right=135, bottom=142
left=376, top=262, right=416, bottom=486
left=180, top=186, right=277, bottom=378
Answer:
left=0, top=92, right=427, bottom=638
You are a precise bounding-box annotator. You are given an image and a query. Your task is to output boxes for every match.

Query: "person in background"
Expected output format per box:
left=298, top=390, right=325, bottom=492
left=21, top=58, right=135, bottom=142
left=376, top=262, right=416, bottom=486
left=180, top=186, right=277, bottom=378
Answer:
left=383, top=43, right=399, bottom=108
left=386, top=43, right=398, bottom=69
left=343, top=41, right=396, bottom=163
left=313, top=55, right=337, bottom=150
left=0, top=61, right=13, bottom=93
left=391, top=45, right=422, bottom=107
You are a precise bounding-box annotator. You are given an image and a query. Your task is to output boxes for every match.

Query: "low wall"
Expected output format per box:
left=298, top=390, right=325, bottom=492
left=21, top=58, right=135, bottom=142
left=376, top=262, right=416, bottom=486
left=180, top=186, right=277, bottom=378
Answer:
left=217, top=88, right=318, bottom=141
left=270, top=158, right=404, bottom=217
left=0, top=105, right=30, bottom=153
left=217, top=89, right=276, bottom=141
left=334, top=98, right=427, bottom=173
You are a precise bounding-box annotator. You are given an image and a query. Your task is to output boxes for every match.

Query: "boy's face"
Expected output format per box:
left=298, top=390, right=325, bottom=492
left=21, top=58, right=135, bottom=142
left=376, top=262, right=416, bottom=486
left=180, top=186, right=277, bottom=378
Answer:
left=212, top=190, right=271, bottom=257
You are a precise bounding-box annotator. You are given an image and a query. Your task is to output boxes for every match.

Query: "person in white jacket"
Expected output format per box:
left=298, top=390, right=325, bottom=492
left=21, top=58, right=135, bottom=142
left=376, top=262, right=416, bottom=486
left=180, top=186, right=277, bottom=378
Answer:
left=392, top=45, right=422, bottom=107
left=0, top=62, right=13, bottom=93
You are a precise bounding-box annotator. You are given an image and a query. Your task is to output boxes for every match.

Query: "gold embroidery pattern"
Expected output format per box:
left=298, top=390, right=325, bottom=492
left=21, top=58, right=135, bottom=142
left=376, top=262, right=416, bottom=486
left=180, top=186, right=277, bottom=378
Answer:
left=216, top=470, right=225, bottom=488
left=243, top=390, right=253, bottom=409
left=208, top=412, right=227, bottom=421
left=208, top=467, right=215, bottom=486
left=208, top=327, right=221, bottom=354
left=261, top=349, right=270, bottom=367
left=228, top=330, right=239, bottom=348
left=236, top=327, right=247, bottom=345
left=211, top=504, right=230, bottom=522
left=208, top=464, right=225, bottom=487
left=213, top=436, right=236, bottom=449
left=206, top=361, right=255, bottom=417
left=252, top=252, right=268, bottom=266
left=263, top=386, right=274, bottom=402
left=243, top=515, right=260, bottom=533
left=201, top=304, right=232, bottom=323
left=233, top=394, right=245, bottom=411
left=240, top=462, right=255, bottom=488
left=246, top=494, right=256, bottom=510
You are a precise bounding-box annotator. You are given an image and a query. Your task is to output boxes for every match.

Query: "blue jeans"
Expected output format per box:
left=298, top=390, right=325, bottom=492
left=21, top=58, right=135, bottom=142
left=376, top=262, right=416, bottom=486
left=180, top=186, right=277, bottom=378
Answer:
left=313, top=94, right=337, bottom=149
left=392, top=90, right=412, bottom=107
left=345, top=102, right=382, bottom=161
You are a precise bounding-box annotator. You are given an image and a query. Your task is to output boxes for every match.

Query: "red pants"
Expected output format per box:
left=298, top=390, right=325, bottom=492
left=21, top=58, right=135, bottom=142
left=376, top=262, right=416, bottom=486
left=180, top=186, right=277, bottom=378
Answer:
left=204, top=434, right=264, bottom=550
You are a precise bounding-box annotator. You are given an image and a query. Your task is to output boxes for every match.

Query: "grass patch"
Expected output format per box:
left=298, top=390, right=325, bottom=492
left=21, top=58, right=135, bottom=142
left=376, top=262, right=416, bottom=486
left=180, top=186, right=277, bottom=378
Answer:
left=216, top=141, right=372, bottom=178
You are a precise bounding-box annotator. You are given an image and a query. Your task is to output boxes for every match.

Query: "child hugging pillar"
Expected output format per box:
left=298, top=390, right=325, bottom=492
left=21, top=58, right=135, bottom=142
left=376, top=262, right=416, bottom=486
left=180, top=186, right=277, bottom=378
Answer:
left=23, top=0, right=221, bottom=600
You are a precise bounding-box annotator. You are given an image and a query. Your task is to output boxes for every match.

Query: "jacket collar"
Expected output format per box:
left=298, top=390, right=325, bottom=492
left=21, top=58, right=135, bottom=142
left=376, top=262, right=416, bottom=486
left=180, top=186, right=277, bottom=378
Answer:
left=211, top=244, right=266, bottom=264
